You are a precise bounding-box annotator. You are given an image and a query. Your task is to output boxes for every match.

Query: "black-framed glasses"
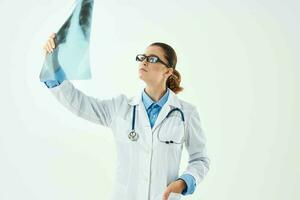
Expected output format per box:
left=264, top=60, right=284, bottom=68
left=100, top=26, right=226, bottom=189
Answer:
left=135, top=54, right=171, bottom=68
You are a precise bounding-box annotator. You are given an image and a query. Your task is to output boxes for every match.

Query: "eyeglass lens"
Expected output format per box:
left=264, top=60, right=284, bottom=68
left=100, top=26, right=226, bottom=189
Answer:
left=136, top=54, right=159, bottom=63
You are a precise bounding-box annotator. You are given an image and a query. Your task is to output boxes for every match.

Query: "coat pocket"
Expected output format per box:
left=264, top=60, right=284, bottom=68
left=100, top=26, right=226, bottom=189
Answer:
left=153, top=192, right=182, bottom=200
left=168, top=192, right=182, bottom=200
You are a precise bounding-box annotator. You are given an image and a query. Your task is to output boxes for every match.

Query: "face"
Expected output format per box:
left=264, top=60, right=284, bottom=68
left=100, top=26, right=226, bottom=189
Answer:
left=138, top=45, right=173, bottom=87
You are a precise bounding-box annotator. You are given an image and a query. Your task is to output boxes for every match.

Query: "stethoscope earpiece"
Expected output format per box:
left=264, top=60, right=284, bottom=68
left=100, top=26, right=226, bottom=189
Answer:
left=165, top=140, right=174, bottom=144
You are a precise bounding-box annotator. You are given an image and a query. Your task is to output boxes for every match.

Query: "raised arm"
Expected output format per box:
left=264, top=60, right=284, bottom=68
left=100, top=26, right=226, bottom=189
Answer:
left=42, top=33, right=126, bottom=127
left=47, top=80, right=126, bottom=127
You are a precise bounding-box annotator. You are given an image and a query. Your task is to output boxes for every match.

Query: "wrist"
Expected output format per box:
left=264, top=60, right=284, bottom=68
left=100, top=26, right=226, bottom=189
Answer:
left=177, top=179, right=187, bottom=191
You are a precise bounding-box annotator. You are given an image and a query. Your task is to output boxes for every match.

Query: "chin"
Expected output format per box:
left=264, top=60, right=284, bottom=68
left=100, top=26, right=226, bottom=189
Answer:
left=138, top=72, right=144, bottom=79
left=138, top=74, right=147, bottom=83
left=139, top=75, right=145, bottom=81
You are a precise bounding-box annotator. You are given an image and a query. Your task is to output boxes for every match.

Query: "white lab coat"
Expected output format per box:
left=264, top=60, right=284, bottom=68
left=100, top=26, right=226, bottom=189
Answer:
left=47, top=80, right=210, bottom=200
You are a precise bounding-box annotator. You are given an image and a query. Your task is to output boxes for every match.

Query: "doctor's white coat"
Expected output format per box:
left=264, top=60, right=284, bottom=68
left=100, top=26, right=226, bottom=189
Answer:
left=47, top=80, right=210, bottom=200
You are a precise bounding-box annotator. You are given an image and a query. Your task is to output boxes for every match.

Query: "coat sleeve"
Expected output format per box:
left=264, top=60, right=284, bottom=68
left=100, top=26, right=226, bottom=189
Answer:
left=181, top=107, right=210, bottom=186
left=47, top=80, right=126, bottom=127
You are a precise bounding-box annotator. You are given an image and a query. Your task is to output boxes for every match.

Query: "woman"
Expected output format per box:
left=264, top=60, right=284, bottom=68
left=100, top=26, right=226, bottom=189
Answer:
left=43, top=33, right=210, bottom=200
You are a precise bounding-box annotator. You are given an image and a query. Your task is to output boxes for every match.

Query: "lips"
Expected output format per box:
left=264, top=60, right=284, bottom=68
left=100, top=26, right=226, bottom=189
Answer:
left=140, top=68, right=147, bottom=72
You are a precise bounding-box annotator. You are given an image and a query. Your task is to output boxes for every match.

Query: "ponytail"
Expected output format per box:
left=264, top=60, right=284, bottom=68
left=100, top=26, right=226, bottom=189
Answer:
left=166, top=69, right=184, bottom=94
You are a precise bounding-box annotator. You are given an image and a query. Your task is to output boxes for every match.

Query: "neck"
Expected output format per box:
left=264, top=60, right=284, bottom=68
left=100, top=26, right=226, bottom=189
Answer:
left=144, top=85, right=167, bottom=102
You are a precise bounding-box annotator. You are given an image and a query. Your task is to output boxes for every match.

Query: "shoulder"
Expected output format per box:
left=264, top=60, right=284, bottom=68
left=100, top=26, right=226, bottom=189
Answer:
left=178, top=98, right=197, bottom=113
left=111, top=93, right=137, bottom=108
left=110, top=93, right=130, bottom=106
left=177, top=98, right=202, bottom=121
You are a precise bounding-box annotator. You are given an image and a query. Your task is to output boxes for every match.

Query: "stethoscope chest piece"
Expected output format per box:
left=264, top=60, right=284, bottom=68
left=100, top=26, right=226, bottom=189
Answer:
left=128, top=130, right=139, bottom=141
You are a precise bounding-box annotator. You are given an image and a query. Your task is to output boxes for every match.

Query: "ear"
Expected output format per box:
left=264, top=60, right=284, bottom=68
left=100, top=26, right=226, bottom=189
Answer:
left=163, top=68, right=173, bottom=81
left=165, top=68, right=173, bottom=77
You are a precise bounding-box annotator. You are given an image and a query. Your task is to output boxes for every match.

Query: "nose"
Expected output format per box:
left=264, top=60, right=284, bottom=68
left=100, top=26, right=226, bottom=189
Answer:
left=142, top=59, right=148, bottom=66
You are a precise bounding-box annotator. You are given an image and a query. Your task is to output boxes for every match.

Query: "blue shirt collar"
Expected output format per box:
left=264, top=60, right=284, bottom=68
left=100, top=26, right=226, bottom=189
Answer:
left=142, top=88, right=170, bottom=110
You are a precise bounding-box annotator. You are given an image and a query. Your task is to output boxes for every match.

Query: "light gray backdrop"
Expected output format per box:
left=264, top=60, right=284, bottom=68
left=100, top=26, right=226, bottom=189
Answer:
left=0, top=0, right=299, bottom=200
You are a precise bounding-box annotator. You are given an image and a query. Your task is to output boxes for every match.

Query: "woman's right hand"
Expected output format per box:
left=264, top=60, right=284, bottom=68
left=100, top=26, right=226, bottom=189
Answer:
left=43, top=32, right=56, bottom=55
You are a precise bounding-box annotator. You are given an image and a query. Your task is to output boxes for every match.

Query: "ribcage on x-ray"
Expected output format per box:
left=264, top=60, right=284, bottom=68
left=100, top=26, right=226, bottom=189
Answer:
left=39, top=0, right=94, bottom=82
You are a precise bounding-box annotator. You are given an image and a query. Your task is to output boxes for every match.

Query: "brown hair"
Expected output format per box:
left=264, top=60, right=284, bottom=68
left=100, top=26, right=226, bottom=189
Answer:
left=149, top=42, right=184, bottom=94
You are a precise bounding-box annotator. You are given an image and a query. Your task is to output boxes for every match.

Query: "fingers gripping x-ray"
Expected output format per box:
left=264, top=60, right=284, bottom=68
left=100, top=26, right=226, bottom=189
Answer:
left=39, top=0, right=94, bottom=82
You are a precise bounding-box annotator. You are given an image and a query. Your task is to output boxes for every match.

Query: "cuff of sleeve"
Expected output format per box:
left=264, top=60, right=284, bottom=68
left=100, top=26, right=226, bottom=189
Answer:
left=176, top=174, right=196, bottom=195
left=44, top=80, right=63, bottom=88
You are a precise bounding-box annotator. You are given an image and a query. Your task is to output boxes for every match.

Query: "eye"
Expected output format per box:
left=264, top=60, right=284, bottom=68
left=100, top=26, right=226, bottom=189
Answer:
left=148, top=56, right=158, bottom=63
left=136, top=54, right=146, bottom=61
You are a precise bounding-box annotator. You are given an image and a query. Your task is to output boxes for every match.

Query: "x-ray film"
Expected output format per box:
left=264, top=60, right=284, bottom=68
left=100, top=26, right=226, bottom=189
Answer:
left=39, top=0, right=94, bottom=82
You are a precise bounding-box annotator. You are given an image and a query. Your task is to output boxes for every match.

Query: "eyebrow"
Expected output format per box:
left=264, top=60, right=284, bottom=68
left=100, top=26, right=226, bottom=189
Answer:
left=144, top=53, right=159, bottom=57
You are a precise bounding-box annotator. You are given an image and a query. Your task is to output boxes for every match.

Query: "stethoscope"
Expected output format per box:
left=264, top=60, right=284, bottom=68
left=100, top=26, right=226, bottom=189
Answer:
left=128, top=105, right=186, bottom=144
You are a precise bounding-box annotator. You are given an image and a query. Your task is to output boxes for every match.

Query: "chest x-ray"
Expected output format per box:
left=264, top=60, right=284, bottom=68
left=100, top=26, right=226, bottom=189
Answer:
left=39, top=0, right=94, bottom=82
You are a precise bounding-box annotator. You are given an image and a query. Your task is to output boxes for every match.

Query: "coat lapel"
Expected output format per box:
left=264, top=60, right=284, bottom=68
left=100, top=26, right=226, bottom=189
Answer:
left=151, top=89, right=182, bottom=132
left=128, top=88, right=151, bottom=129
left=128, top=88, right=182, bottom=133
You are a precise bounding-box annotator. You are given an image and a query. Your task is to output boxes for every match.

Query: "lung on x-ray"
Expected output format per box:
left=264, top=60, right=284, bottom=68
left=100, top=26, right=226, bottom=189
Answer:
left=39, top=0, right=94, bottom=82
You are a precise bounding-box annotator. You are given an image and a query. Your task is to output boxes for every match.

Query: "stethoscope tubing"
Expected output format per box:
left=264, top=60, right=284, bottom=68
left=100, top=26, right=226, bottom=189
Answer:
left=128, top=105, right=185, bottom=144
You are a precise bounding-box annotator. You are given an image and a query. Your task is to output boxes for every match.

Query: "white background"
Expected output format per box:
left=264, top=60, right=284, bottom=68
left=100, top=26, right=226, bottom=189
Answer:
left=0, top=0, right=299, bottom=199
